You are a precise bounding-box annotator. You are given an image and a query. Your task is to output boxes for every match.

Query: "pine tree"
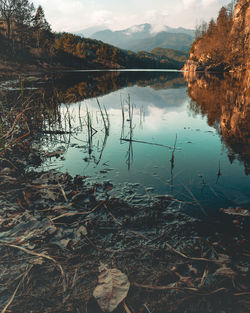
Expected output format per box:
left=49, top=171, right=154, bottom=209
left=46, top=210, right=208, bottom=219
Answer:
left=15, top=0, right=34, bottom=49
left=0, top=0, right=34, bottom=51
left=33, top=5, right=50, bottom=48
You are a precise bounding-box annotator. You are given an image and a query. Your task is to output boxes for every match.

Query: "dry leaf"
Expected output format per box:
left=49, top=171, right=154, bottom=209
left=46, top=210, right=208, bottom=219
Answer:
left=76, top=225, right=88, bottom=238
left=40, top=189, right=58, bottom=201
left=175, top=272, right=195, bottom=288
left=45, top=150, right=64, bottom=158
left=93, top=264, right=130, bottom=312
left=220, top=207, right=250, bottom=218
left=188, top=264, right=198, bottom=275
left=214, top=265, right=236, bottom=278
left=214, top=253, right=231, bottom=264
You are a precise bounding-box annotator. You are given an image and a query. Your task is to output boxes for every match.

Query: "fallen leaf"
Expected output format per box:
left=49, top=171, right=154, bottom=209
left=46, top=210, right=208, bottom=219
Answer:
left=188, top=264, right=198, bottom=275
left=45, top=150, right=65, bottom=158
left=76, top=225, right=88, bottom=238
left=23, top=191, right=32, bottom=207
left=40, top=189, right=58, bottom=201
left=93, top=264, right=130, bottom=312
left=214, top=265, right=236, bottom=278
left=30, top=257, right=44, bottom=265
left=175, top=272, right=195, bottom=288
left=220, top=207, right=250, bottom=218
left=214, top=253, right=231, bottom=264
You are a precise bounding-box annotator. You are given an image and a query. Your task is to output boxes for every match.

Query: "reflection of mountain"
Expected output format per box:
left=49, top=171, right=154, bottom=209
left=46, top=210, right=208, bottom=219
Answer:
left=126, top=87, right=187, bottom=111
left=184, top=71, right=250, bottom=175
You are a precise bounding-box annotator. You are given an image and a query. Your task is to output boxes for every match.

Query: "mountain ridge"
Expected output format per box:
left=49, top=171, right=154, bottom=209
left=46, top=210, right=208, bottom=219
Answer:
left=76, top=23, right=194, bottom=52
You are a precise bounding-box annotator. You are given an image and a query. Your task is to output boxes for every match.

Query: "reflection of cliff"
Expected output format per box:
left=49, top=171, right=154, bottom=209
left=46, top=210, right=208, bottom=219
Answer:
left=185, top=71, right=250, bottom=175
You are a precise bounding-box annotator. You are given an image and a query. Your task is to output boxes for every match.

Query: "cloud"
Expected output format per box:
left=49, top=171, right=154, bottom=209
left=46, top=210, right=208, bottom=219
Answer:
left=201, top=0, right=217, bottom=7
left=32, top=0, right=231, bottom=32
left=182, top=0, right=218, bottom=9
left=89, top=10, right=113, bottom=25
left=181, top=0, right=199, bottom=10
left=145, top=10, right=169, bottom=33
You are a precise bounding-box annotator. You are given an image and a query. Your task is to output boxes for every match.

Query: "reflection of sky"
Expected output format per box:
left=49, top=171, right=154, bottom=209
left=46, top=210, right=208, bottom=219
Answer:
left=46, top=83, right=250, bottom=214
left=83, top=85, right=187, bottom=113
left=123, top=86, right=187, bottom=110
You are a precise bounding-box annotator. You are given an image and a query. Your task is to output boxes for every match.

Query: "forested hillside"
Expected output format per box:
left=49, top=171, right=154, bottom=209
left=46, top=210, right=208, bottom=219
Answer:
left=0, top=1, right=183, bottom=72
left=151, top=48, right=189, bottom=63
left=184, top=0, right=249, bottom=72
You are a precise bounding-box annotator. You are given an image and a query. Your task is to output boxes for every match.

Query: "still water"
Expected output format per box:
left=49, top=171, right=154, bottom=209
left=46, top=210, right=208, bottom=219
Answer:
left=16, top=71, right=250, bottom=215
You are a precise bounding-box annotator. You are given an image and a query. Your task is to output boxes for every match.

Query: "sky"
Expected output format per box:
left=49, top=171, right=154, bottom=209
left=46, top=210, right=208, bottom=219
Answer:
left=32, top=0, right=233, bottom=32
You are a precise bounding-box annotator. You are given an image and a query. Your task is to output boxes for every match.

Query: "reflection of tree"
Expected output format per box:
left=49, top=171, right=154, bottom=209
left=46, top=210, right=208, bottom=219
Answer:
left=185, top=71, right=250, bottom=175
left=3, top=71, right=185, bottom=105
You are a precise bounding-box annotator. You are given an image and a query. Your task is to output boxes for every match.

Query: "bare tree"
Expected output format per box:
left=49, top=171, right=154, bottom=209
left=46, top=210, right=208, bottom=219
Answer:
left=0, top=0, right=19, bottom=41
left=0, top=0, right=34, bottom=47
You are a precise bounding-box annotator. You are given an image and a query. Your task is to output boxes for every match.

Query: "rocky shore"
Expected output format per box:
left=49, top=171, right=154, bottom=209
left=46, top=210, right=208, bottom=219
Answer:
left=0, top=80, right=250, bottom=313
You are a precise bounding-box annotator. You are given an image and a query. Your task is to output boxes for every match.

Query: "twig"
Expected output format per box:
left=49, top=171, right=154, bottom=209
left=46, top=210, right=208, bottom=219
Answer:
left=133, top=282, right=226, bottom=295
left=143, top=187, right=151, bottom=201
left=4, top=107, right=31, bottom=139
left=120, top=138, right=170, bottom=149
left=0, top=243, right=66, bottom=292
left=133, top=282, right=198, bottom=292
left=0, top=131, right=30, bottom=156
left=1, top=266, right=32, bottom=313
left=200, top=267, right=209, bottom=287
left=183, top=184, right=207, bottom=216
left=234, top=291, right=250, bottom=296
left=0, top=157, right=17, bottom=169
left=58, top=183, right=68, bottom=202
left=165, top=242, right=212, bottom=262
left=144, top=304, right=152, bottom=313
left=51, top=200, right=105, bottom=221
left=104, top=204, right=122, bottom=226
left=123, top=300, right=132, bottom=313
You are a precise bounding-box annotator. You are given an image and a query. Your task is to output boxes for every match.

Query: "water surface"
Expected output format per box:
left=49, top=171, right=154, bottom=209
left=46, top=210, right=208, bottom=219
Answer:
left=3, top=70, right=250, bottom=216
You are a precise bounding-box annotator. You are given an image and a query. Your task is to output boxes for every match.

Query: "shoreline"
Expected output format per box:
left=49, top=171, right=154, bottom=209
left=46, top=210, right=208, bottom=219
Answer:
left=0, top=87, right=250, bottom=312
left=1, top=137, right=250, bottom=313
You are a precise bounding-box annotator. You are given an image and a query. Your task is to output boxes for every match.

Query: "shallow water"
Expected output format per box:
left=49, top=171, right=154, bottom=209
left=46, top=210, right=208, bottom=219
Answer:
left=25, top=70, right=247, bottom=217
left=3, top=70, right=250, bottom=216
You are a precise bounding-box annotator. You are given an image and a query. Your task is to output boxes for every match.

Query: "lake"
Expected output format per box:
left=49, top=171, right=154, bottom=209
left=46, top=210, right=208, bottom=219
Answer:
left=2, top=70, right=249, bottom=217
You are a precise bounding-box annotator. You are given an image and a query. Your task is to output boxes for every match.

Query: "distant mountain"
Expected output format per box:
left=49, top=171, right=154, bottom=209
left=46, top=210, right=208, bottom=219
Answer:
left=73, top=25, right=107, bottom=38
left=90, top=23, right=194, bottom=52
left=128, top=32, right=194, bottom=52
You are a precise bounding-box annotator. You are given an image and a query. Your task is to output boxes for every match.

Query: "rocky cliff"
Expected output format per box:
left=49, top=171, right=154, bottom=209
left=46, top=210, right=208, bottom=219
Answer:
left=183, top=0, right=250, bottom=72
left=231, top=0, right=250, bottom=69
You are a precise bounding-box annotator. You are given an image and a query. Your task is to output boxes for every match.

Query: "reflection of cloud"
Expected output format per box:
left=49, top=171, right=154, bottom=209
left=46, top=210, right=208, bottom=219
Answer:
left=142, top=105, right=189, bottom=132
left=145, top=106, right=168, bottom=131
left=127, top=87, right=187, bottom=111
left=83, top=85, right=188, bottom=114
